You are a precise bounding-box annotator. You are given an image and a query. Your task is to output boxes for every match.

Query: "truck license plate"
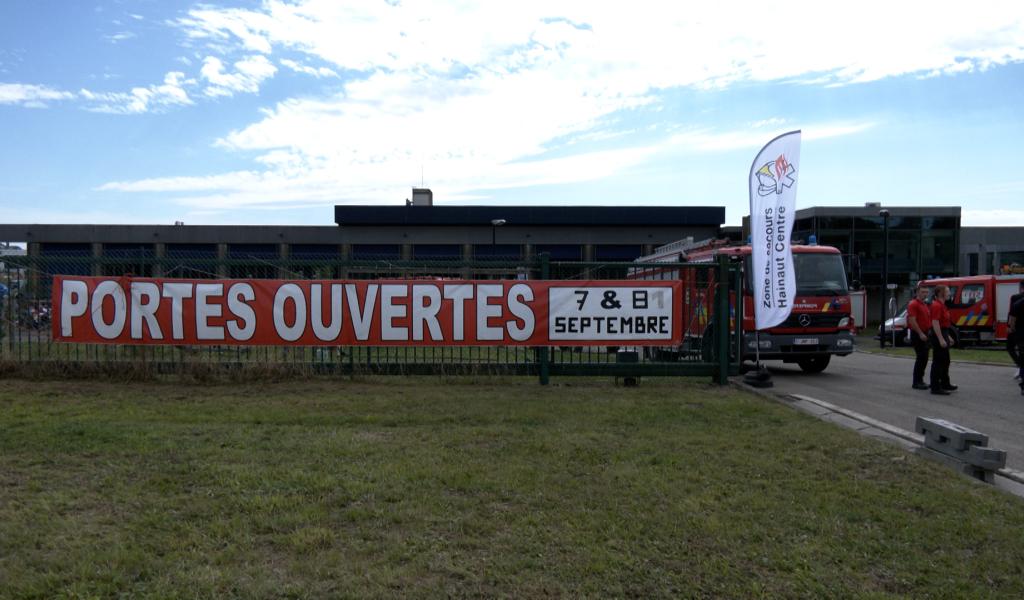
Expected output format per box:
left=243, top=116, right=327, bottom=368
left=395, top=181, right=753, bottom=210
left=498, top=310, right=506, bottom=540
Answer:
left=794, top=338, right=819, bottom=345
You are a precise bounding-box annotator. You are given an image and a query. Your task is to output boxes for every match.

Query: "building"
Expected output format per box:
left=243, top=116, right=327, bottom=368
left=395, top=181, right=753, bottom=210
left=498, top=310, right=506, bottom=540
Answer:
left=0, top=198, right=725, bottom=286
left=960, top=227, right=1024, bottom=275
left=789, top=205, right=961, bottom=287
left=8, top=193, right=1018, bottom=325
left=744, top=204, right=962, bottom=323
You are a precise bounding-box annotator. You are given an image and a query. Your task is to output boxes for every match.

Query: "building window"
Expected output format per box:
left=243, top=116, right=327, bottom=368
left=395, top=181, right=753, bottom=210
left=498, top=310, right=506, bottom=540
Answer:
left=887, top=216, right=921, bottom=230
left=166, top=244, right=218, bottom=279
left=922, top=216, right=957, bottom=230
left=103, top=243, right=154, bottom=277
left=228, top=244, right=278, bottom=279
left=968, top=253, right=979, bottom=276
left=795, top=217, right=814, bottom=232
left=920, top=232, right=956, bottom=276
left=39, top=243, right=92, bottom=276
left=414, top=245, right=462, bottom=260
left=998, top=251, right=1024, bottom=274
left=351, top=244, right=402, bottom=260
left=818, top=216, right=852, bottom=229
left=534, top=244, right=582, bottom=261
left=473, top=244, right=520, bottom=260
left=594, top=245, right=642, bottom=261
left=291, top=244, right=340, bottom=278
left=854, top=216, right=884, bottom=230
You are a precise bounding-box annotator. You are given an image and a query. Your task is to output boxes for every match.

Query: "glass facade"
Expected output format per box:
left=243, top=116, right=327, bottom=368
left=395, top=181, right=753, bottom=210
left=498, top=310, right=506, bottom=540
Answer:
left=472, top=244, right=521, bottom=260
left=165, top=243, right=218, bottom=279
left=595, top=245, right=643, bottom=261
left=39, top=243, right=92, bottom=276
left=798, top=212, right=959, bottom=287
left=414, top=244, right=463, bottom=259
left=534, top=244, right=583, bottom=261
left=104, top=243, right=155, bottom=277
left=227, top=243, right=279, bottom=279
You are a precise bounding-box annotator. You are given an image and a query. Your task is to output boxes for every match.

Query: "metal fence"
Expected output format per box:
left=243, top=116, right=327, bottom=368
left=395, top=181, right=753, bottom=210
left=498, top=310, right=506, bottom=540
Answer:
left=0, top=252, right=741, bottom=383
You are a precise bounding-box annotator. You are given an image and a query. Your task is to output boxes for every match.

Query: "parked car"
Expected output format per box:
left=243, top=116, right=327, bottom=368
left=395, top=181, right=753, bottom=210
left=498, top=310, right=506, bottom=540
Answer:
left=876, top=307, right=908, bottom=346
left=875, top=303, right=962, bottom=348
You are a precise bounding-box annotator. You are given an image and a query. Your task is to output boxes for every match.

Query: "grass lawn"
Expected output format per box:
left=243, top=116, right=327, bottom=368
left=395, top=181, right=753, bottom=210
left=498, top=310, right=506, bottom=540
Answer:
left=855, top=334, right=1017, bottom=366
left=2, top=377, right=1024, bottom=598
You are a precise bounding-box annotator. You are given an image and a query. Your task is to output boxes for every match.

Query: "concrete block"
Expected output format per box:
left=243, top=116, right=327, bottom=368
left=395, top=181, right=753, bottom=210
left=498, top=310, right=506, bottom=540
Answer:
left=915, top=446, right=995, bottom=484
left=915, top=417, right=988, bottom=451
left=924, top=442, right=1008, bottom=470
left=965, top=445, right=1007, bottom=471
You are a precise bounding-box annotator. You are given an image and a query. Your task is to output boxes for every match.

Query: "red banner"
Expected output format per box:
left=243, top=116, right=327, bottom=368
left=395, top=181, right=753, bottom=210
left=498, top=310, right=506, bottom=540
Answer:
left=52, top=276, right=682, bottom=346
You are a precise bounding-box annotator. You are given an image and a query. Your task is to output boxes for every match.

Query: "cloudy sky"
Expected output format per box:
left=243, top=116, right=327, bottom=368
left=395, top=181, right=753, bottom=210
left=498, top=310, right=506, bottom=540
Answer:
left=2, top=1, right=1023, bottom=228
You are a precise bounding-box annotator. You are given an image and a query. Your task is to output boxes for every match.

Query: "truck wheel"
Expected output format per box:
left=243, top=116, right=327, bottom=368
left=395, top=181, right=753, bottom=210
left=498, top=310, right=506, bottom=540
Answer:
left=797, top=355, right=831, bottom=373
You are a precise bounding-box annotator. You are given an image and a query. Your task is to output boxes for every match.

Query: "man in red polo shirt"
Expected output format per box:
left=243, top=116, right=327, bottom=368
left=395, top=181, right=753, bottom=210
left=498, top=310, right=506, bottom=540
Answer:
left=907, top=285, right=931, bottom=390
left=929, top=284, right=957, bottom=395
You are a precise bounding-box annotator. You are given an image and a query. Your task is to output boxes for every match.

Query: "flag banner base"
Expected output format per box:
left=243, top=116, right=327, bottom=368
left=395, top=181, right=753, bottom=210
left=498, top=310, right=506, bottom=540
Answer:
left=743, top=364, right=774, bottom=388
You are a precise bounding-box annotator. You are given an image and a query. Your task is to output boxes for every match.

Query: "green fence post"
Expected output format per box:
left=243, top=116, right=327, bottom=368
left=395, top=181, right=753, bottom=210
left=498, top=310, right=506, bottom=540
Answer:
left=732, top=260, right=744, bottom=376
left=538, top=252, right=550, bottom=385
left=715, top=255, right=730, bottom=385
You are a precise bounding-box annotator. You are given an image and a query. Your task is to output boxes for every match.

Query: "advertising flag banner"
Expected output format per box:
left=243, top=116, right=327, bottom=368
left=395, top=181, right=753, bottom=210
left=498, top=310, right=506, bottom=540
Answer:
left=748, top=130, right=801, bottom=330
left=51, top=276, right=682, bottom=346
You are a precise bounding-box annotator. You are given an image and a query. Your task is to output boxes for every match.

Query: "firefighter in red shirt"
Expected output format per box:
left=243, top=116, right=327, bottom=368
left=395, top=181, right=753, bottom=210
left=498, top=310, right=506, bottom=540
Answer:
left=929, top=284, right=957, bottom=395
left=907, top=285, right=931, bottom=390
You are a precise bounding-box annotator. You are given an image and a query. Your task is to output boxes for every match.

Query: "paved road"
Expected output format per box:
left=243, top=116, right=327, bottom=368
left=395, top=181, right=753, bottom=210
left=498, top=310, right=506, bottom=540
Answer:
left=761, top=350, right=1024, bottom=470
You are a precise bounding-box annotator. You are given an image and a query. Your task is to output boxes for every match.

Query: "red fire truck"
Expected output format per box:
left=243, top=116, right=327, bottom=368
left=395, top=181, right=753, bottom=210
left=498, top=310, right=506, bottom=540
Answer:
left=918, top=275, right=1024, bottom=344
left=631, top=238, right=856, bottom=373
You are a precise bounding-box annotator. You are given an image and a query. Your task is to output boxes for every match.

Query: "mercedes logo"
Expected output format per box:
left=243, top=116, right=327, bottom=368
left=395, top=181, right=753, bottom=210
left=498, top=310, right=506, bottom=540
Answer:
left=798, top=314, right=811, bottom=327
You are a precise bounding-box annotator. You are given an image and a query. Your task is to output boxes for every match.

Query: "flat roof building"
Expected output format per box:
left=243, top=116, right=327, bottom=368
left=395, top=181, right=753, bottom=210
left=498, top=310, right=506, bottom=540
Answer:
left=960, top=226, right=1024, bottom=276
left=0, top=199, right=725, bottom=283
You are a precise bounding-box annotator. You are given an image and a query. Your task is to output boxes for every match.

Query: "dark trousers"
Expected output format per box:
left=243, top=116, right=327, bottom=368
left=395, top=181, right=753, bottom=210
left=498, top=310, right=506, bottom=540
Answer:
left=911, top=334, right=929, bottom=385
left=1016, top=333, right=1024, bottom=381
left=1009, top=330, right=1021, bottom=369
left=930, top=331, right=951, bottom=390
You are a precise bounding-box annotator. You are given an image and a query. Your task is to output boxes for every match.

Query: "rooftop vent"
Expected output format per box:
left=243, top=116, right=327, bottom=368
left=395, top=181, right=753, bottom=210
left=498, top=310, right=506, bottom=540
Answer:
left=411, top=188, right=433, bottom=206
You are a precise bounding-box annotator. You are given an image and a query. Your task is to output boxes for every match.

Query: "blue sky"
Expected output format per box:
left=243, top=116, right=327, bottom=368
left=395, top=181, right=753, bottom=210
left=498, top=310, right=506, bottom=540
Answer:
left=2, top=1, right=1023, bottom=228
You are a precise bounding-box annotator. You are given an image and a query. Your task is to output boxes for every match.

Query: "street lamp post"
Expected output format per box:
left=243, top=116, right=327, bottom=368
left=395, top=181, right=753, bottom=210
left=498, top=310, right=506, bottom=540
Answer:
left=490, top=218, right=506, bottom=247
left=879, top=209, right=890, bottom=349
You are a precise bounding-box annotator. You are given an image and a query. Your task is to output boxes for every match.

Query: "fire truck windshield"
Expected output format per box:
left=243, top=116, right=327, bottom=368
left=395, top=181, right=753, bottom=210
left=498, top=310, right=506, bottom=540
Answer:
left=793, top=253, right=848, bottom=296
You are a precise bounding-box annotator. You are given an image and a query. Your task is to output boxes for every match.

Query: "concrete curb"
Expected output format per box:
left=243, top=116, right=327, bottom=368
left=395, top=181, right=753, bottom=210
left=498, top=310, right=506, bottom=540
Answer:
left=729, top=378, right=1024, bottom=497
left=854, top=348, right=1017, bottom=369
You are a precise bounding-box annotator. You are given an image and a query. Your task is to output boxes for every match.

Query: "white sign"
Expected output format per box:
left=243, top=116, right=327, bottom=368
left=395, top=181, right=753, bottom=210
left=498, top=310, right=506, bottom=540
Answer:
left=548, top=286, right=673, bottom=341
left=748, top=130, right=801, bottom=330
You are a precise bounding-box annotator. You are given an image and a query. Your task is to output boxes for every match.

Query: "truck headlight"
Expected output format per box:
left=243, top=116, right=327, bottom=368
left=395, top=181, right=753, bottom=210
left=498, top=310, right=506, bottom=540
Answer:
left=837, top=317, right=850, bottom=328
left=837, top=339, right=853, bottom=347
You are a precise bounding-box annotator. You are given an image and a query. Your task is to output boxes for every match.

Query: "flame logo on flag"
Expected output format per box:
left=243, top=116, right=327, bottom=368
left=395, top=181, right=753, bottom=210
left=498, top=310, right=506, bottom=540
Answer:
left=755, top=154, right=797, bottom=196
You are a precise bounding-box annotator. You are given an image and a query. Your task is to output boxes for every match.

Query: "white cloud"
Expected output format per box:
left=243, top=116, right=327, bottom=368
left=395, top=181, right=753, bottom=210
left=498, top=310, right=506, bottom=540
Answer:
left=0, top=83, right=74, bottom=107
left=666, top=122, right=875, bottom=153
left=80, top=71, right=194, bottom=114
left=174, top=1, right=1024, bottom=89
left=106, top=31, right=137, bottom=43
left=280, top=58, right=337, bottom=78
left=96, top=0, right=1024, bottom=209
left=200, top=55, right=277, bottom=97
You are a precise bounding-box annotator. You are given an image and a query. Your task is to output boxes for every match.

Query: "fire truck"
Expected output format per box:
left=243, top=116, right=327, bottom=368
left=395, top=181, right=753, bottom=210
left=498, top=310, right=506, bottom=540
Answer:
left=918, top=274, right=1024, bottom=344
left=631, top=237, right=856, bottom=373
